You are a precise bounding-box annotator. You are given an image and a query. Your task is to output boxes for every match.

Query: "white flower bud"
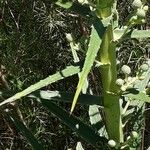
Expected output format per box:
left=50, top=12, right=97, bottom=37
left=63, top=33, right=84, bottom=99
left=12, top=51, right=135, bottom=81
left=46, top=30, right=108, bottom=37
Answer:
left=132, top=0, right=142, bottom=8
left=140, top=64, right=149, bottom=71
left=116, top=78, right=124, bottom=86
left=143, top=5, right=148, bottom=11
left=108, top=140, right=116, bottom=147
left=121, top=65, right=131, bottom=75
left=136, top=8, right=146, bottom=18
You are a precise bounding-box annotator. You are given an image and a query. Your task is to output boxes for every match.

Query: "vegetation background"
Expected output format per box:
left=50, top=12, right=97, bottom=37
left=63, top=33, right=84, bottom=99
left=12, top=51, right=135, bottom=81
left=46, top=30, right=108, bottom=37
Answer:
left=0, top=0, right=150, bottom=149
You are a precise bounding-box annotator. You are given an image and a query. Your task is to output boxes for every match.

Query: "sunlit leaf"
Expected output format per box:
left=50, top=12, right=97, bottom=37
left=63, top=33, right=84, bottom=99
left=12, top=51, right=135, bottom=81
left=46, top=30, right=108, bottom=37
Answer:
left=0, top=65, right=81, bottom=106
left=70, top=18, right=106, bottom=113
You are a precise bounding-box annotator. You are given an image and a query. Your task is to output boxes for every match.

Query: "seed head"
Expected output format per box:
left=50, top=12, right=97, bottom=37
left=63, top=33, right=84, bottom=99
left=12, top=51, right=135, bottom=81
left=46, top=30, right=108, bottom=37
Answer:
left=140, top=64, right=149, bottom=71
left=108, top=140, right=116, bottom=147
left=116, top=78, right=124, bottom=86
left=132, top=0, right=142, bottom=8
left=136, top=8, right=146, bottom=18
left=121, top=65, right=131, bottom=75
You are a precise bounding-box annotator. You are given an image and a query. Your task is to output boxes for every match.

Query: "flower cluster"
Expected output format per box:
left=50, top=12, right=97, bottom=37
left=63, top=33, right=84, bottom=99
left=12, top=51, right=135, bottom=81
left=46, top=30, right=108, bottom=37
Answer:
left=116, top=60, right=150, bottom=92
left=130, top=0, right=148, bottom=24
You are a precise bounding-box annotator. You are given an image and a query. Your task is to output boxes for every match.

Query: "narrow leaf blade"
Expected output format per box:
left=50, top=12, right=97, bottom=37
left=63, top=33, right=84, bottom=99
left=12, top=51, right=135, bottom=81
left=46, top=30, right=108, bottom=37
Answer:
left=28, top=90, right=102, bottom=105
left=0, top=65, right=81, bottom=106
left=39, top=98, right=108, bottom=148
left=10, top=115, right=44, bottom=150
left=71, top=20, right=106, bottom=113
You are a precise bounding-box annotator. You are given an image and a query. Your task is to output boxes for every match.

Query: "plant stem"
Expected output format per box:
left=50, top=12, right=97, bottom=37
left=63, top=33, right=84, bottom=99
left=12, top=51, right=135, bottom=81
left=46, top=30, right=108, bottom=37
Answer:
left=98, top=23, right=123, bottom=142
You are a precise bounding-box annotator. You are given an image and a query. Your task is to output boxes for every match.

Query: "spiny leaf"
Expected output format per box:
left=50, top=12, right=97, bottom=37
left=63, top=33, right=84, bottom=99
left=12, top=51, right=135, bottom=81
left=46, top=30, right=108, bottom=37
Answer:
left=70, top=19, right=106, bottom=113
left=38, top=98, right=108, bottom=148
left=9, top=115, right=44, bottom=150
left=0, top=65, right=81, bottom=106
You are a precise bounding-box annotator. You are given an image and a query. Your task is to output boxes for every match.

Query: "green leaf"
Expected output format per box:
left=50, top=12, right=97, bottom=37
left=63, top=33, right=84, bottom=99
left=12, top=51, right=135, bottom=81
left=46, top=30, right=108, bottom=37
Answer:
left=9, top=115, right=44, bottom=150
left=114, top=29, right=150, bottom=41
left=55, top=0, right=73, bottom=9
left=134, top=67, right=150, bottom=91
left=55, top=1, right=92, bottom=17
left=68, top=35, right=89, bottom=94
left=131, top=30, right=150, bottom=39
left=0, top=65, right=81, bottom=106
left=71, top=19, right=106, bottom=113
left=89, top=105, right=107, bottom=137
left=28, top=90, right=102, bottom=105
left=38, top=98, right=108, bottom=148
left=124, top=89, right=150, bottom=103
left=123, top=62, right=150, bottom=107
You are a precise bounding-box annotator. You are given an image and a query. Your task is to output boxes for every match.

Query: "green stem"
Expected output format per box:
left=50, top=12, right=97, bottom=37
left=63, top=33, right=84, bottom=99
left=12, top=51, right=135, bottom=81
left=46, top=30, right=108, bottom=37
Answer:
left=99, top=24, right=123, bottom=142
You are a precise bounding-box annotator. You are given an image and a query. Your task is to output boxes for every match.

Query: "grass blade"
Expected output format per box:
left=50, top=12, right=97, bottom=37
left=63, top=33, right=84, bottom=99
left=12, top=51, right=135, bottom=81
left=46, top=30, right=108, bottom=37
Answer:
left=39, top=98, right=108, bottom=148
left=28, top=90, right=102, bottom=105
left=70, top=19, right=106, bottom=113
left=0, top=65, right=81, bottom=106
